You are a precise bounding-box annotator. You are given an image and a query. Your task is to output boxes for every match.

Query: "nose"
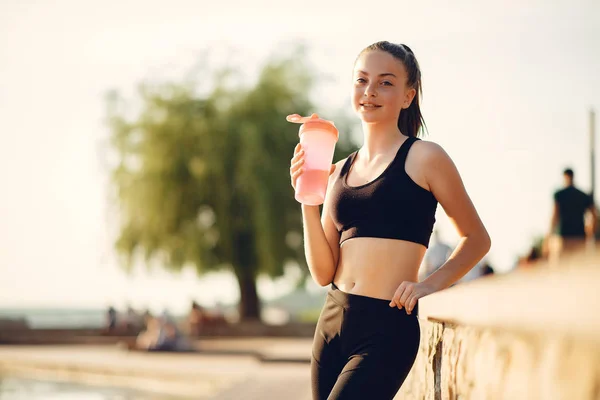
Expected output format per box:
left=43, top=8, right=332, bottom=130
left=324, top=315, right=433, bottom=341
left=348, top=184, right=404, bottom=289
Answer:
left=364, top=83, right=378, bottom=98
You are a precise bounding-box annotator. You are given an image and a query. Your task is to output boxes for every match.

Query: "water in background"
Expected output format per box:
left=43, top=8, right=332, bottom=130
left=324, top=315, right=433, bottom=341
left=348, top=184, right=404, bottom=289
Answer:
left=0, top=377, right=180, bottom=399
left=0, top=308, right=105, bottom=329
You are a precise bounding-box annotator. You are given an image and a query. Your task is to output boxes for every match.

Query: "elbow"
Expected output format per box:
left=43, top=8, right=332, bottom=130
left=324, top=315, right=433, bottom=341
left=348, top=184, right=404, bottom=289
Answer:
left=316, top=277, right=333, bottom=287
left=314, top=269, right=335, bottom=287
left=308, top=252, right=338, bottom=287
left=311, top=264, right=336, bottom=287
left=480, top=228, right=492, bottom=255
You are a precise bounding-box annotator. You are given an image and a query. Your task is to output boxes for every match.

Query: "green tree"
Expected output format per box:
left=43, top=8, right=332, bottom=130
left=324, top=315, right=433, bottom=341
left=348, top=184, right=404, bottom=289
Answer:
left=106, top=49, right=356, bottom=320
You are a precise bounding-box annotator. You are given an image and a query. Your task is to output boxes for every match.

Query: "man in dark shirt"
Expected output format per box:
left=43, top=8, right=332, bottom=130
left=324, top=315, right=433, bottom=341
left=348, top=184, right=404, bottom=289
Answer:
left=548, top=168, right=597, bottom=259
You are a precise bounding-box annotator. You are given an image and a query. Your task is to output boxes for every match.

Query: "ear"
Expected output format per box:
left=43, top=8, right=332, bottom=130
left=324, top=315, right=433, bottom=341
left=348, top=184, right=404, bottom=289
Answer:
left=403, top=88, right=417, bottom=109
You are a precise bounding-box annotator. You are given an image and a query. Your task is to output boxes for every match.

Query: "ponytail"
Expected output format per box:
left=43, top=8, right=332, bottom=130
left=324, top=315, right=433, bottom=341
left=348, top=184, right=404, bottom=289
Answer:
left=397, top=89, right=423, bottom=138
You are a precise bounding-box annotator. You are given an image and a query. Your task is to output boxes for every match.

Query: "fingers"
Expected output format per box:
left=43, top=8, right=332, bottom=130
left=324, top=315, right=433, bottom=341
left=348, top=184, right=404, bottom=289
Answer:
left=405, top=295, right=418, bottom=315
left=290, top=167, right=304, bottom=188
left=389, top=282, right=419, bottom=314
left=290, top=159, right=305, bottom=181
left=399, top=285, right=413, bottom=306
left=290, top=163, right=304, bottom=188
left=291, top=148, right=304, bottom=164
left=290, top=145, right=305, bottom=189
left=389, top=282, right=407, bottom=310
left=290, top=157, right=305, bottom=171
left=293, top=143, right=302, bottom=155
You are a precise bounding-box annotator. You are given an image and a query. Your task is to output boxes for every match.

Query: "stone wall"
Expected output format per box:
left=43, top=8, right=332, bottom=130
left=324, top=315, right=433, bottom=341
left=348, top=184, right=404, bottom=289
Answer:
left=395, top=260, right=600, bottom=400
left=397, top=321, right=600, bottom=400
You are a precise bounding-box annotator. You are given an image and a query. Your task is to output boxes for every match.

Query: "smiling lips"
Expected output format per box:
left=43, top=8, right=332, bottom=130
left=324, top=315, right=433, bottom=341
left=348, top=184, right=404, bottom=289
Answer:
left=360, top=102, right=381, bottom=108
left=360, top=102, right=382, bottom=109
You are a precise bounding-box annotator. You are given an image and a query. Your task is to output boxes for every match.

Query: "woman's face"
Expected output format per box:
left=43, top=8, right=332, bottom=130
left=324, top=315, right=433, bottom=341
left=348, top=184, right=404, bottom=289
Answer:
left=351, top=50, right=415, bottom=126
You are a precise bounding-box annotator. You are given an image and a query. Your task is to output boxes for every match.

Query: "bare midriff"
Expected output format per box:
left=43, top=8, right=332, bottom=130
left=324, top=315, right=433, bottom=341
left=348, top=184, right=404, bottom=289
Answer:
left=333, top=237, right=427, bottom=300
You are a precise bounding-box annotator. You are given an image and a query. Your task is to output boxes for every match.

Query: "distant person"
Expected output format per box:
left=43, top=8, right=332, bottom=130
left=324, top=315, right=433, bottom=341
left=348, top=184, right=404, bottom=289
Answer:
left=152, top=317, right=193, bottom=352
left=548, top=168, right=597, bottom=259
left=132, top=313, right=193, bottom=352
left=187, top=301, right=204, bottom=336
left=134, top=314, right=160, bottom=350
left=518, top=246, right=543, bottom=268
left=105, top=306, right=117, bottom=333
left=480, top=262, right=495, bottom=276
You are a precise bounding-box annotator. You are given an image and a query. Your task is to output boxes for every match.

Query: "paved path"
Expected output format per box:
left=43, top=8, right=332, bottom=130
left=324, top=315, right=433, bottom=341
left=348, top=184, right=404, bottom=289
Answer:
left=0, top=339, right=314, bottom=399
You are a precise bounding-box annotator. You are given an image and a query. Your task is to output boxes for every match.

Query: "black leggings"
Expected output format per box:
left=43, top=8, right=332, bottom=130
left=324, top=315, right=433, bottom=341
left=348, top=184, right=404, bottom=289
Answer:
left=311, top=283, right=420, bottom=400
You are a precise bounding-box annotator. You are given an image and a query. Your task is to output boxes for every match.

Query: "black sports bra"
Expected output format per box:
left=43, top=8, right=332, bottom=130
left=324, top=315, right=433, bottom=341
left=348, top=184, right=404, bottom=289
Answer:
left=329, top=137, right=438, bottom=247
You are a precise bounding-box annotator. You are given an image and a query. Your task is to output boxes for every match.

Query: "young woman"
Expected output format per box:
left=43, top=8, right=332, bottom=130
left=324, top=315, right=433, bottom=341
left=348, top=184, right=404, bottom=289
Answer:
left=289, top=41, right=491, bottom=399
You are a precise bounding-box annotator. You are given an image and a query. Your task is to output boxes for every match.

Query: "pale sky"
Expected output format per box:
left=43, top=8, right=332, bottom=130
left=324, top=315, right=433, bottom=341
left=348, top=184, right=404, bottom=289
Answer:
left=1, top=0, right=599, bottom=312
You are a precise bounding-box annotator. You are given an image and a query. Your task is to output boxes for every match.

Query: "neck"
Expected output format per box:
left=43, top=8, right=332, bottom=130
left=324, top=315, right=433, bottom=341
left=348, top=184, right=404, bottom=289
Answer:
left=359, top=120, right=405, bottom=162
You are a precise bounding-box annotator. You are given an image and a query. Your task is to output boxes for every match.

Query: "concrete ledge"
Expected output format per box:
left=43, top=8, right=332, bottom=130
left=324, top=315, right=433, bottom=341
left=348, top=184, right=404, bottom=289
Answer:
left=419, top=262, right=600, bottom=342
left=399, top=257, right=600, bottom=400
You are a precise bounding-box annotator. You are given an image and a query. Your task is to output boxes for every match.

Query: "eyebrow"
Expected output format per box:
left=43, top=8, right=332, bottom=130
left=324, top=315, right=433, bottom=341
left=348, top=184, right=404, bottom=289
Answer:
left=357, top=70, right=397, bottom=78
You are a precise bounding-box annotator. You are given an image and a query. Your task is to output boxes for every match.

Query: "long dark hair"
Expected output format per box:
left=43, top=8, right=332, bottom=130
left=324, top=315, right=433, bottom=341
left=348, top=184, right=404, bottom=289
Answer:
left=359, top=41, right=427, bottom=138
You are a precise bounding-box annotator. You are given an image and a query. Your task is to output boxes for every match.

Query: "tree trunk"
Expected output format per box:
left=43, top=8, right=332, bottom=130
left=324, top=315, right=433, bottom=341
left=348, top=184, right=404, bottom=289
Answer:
left=232, top=229, right=261, bottom=321
left=235, top=270, right=261, bottom=321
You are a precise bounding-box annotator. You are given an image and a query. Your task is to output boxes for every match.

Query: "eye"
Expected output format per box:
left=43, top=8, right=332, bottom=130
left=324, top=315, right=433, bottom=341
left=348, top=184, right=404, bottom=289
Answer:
left=381, top=81, right=393, bottom=86
left=356, top=78, right=366, bottom=83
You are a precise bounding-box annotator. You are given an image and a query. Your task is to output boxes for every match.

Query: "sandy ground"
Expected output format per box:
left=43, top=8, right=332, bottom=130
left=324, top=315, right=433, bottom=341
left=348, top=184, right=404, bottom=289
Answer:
left=0, top=338, right=314, bottom=399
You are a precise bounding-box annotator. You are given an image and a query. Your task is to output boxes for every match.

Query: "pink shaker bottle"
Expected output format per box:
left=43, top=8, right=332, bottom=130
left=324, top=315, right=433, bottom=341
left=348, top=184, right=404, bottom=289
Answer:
left=287, top=113, right=339, bottom=206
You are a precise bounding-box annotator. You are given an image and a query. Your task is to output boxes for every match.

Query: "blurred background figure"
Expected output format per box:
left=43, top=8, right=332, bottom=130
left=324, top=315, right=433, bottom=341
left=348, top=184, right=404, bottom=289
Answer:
left=517, top=245, right=544, bottom=269
left=547, top=168, right=597, bottom=262
left=133, top=309, right=193, bottom=352
left=479, top=261, right=495, bottom=276
left=133, top=312, right=159, bottom=350
left=104, top=305, right=117, bottom=334
left=187, top=301, right=204, bottom=337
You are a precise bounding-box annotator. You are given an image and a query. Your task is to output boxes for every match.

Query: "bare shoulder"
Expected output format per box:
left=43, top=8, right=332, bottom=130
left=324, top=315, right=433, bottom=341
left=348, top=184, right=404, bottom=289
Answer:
left=405, top=139, right=455, bottom=191
left=410, top=139, right=451, bottom=165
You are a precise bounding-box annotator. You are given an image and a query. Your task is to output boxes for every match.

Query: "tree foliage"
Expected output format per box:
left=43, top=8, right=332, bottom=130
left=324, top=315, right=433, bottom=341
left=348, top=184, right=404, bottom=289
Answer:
left=106, top=48, right=357, bottom=319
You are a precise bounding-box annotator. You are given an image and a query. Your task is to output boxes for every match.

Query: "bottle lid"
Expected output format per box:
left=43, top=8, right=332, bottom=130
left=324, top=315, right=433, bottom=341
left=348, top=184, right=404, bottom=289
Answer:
left=286, top=113, right=339, bottom=141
